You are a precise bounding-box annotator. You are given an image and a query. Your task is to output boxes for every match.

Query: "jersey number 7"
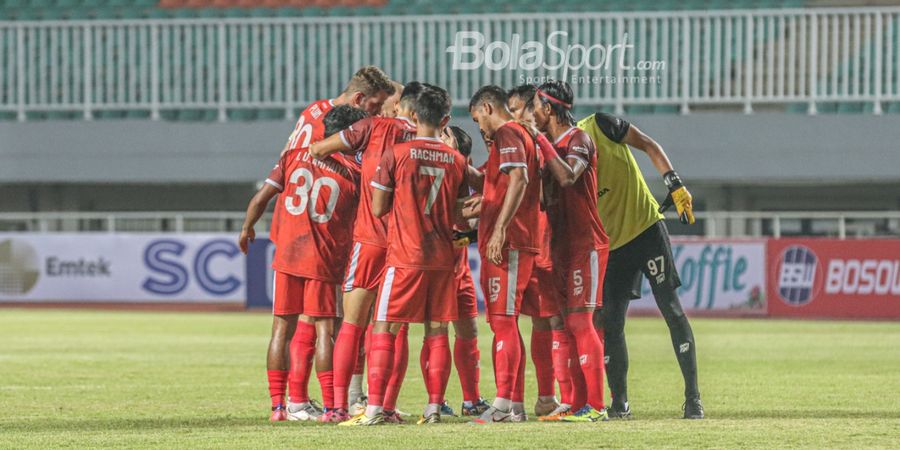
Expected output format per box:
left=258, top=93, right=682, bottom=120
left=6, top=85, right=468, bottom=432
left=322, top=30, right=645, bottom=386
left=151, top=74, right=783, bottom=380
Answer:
left=419, top=166, right=445, bottom=215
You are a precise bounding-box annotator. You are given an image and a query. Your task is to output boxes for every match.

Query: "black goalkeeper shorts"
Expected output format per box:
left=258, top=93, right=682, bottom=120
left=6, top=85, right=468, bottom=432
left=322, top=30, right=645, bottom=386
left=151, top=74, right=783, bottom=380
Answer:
left=604, top=220, right=681, bottom=301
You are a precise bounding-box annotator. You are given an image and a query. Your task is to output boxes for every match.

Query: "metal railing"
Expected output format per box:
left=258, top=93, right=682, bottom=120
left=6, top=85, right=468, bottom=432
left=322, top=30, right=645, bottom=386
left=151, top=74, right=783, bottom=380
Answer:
left=1, top=210, right=899, bottom=239
left=1, top=7, right=899, bottom=121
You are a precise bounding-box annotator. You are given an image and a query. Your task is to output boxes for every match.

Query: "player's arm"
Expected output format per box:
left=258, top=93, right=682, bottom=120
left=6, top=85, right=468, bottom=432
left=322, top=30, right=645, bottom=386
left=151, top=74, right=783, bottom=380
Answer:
left=466, top=165, right=485, bottom=192
left=309, top=117, right=372, bottom=160
left=486, top=166, right=527, bottom=265
left=369, top=146, right=397, bottom=218
left=619, top=120, right=694, bottom=224
left=238, top=183, right=279, bottom=255
left=370, top=188, right=393, bottom=218
left=535, top=133, right=587, bottom=188
left=308, top=132, right=351, bottom=159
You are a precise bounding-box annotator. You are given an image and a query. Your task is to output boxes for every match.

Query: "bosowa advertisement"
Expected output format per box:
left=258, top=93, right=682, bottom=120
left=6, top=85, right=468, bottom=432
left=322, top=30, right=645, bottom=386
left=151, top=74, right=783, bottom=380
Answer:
left=767, top=239, right=900, bottom=319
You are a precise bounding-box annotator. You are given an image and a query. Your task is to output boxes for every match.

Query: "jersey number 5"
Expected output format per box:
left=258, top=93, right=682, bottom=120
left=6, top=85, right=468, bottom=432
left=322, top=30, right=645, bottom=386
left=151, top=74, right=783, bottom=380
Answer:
left=419, top=166, right=445, bottom=215
left=285, top=168, right=339, bottom=223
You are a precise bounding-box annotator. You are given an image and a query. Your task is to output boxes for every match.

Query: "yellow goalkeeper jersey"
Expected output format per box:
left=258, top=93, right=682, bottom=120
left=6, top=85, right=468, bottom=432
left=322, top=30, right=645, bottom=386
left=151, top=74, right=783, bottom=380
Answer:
left=577, top=113, right=664, bottom=250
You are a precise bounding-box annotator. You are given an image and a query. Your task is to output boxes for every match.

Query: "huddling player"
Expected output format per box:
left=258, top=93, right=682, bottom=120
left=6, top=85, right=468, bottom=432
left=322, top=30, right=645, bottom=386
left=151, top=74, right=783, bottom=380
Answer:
left=467, top=86, right=544, bottom=424
left=437, top=125, right=491, bottom=417
left=238, top=105, right=369, bottom=422
left=532, top=80, right=609, bottom=422
left=578, top=108, right=704, bottom=419
left=309, top=81, right=422, bottom=423
left=271, top=65, right=395, bottom=420
left=340, top=85, right=469, bottom=426
left=507, top=84, right=578, bottom=420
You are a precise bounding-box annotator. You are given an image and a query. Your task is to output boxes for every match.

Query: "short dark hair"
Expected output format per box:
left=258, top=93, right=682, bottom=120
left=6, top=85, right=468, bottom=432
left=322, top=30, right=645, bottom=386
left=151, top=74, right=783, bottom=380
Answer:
left=398, top=81, right=425, bottom=110
left=344, top=66, right=396, bottom=97
left=323, top=105, right=368, bottom=138
left=469, top=85, right=508, bottom=111
left=414, top=86, right=451, bottom=128
left=536, top=80, right=575, bottom=125
left=507, top=84, right=537, bottom=111
left=448, top=126, right=472, bottom=157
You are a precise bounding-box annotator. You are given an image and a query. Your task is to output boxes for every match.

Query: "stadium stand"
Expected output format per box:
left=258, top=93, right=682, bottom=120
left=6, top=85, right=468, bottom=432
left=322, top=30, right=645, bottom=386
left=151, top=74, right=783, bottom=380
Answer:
left=0, top=0, right=808, bottom=20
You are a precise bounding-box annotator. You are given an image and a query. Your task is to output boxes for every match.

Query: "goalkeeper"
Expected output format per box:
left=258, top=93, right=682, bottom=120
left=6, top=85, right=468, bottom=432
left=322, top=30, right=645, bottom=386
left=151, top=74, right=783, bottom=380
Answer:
left=578, top=112, right=703, bottom=420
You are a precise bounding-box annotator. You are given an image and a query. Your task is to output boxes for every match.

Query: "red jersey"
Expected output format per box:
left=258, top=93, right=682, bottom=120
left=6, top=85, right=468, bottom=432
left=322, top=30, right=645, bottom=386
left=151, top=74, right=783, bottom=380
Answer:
left=478, top=121, right=543, bottom=255
left=340, top=116, right=416, bottom=248
left=549, top=127, right=609, bottom=259
left=371, top=137, right=468, bottom=270
left=286, top=99, right=334, bottom=151
left=265, top=148, right=360, bottom=283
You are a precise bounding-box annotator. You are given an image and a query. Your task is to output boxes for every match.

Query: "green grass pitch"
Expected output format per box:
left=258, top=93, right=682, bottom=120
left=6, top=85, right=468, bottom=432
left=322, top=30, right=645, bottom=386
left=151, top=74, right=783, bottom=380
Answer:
left=1, top=309, right=899, bottom=449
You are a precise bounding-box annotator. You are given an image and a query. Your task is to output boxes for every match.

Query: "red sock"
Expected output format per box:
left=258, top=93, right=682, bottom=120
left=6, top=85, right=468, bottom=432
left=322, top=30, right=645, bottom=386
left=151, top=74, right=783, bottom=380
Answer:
left=317, top=370, right=334, bottom=409
left=423, top=334, right=452, bottom=404
left=551, top=330, right=574, bottom=405
left=531, top=329, right=555, bottom=397
left=488, top=315, right=522, bottom=401
left=267, top=369, right=288, bottom=407
left=567, top=311, right=606, bottom=410
left=383, top=324, right=409, bottom=411
left=288, top=321, right=316, bottom=404
left=453, top=336, right=481, bottom=403
left=332, top=322, right=364, bottom=409
left=366, top=332, right=395, bottom=408
left=355, top=323, right=372, bottom=376
left=512, top=330, right=526, bottom=403
left=568, top=331, right=587, bottom=410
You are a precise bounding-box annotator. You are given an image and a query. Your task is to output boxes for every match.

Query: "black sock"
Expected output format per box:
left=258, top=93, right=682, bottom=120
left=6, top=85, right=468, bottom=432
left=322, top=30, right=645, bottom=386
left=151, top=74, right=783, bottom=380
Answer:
left=596, top=301, right=629, bottom=407
left=653, top=287, right=700, bottom=400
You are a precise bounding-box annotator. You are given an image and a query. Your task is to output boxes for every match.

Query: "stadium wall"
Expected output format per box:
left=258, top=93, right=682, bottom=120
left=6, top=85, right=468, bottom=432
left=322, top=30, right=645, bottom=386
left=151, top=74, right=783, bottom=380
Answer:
left=2, top=232, right=898, bottom=320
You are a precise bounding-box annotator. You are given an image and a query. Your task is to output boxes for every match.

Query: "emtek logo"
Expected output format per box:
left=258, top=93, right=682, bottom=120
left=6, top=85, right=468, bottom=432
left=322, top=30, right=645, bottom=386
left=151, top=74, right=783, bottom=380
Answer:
left=776, top=245, right=819, bottom=306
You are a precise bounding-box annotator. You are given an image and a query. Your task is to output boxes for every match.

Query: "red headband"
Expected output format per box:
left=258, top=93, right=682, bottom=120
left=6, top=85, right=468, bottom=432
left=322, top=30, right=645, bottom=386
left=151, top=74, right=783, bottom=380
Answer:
left=537, top=89, right=572, bottom=109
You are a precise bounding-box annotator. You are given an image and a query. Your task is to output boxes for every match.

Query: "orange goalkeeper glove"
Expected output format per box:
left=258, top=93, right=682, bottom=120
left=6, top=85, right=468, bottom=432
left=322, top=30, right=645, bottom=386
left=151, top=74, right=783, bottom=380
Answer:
left=658, top=170, right=695, bottom=225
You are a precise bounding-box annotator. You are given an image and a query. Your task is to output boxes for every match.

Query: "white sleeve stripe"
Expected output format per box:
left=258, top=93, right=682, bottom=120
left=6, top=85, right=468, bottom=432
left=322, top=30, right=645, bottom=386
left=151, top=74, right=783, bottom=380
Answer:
left=499, top=162, right=528, bottom=170
left=370, top=181, right=394, bottom=192
left=339, top=130, right=352, bottom=149
left=567, top=154, right=590, bottom=168
left=264, top=179, right=284, bottom=191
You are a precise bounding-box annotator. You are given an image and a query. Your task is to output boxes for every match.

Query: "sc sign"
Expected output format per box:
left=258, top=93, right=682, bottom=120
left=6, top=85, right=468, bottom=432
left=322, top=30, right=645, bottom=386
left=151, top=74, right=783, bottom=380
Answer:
left=142, top=239, right=243, bottom=297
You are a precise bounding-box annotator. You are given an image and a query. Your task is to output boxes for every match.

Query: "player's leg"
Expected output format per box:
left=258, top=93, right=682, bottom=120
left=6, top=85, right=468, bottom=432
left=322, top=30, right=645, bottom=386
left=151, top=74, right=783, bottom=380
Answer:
left=331, top=242, right=385, bottom=418
left=287, top=314, right=317, bottom=419
left=639, top=222, right=702, bottom=418
left=561, top=249, right=609, bottom=422
left=419, top=270, right=458, bottom=424
left=420, top=321, right=452, bottom=423
left=382, top=323, right=409, bottom=422
left=313, top=317, right=337, bottom=412
left=453, top=271, right=488, bottom=416
left=475, top=249, right=535, bottom=424
left=594, top=246, right=641, bottom=419
left=452, top=315, right=487, bottom=415
left=348, top=318, right=371, bottom=415
left=522, top=265, right=565, bottom=417
left=343, top=266, right=420, bottom=426
left=511, top=328, right=527, bottom=421
left=266, top=313, right=298, bottom=421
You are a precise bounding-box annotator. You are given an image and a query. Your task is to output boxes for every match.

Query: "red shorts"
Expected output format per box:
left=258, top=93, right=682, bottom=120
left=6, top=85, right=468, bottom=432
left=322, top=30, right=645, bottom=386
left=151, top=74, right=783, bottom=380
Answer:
left=480, top=249, right=536, bottom=317
left=343, top=241, right=387, bottom=292
left=272, top=271, right=342, bottom=317
left=456, top=267, right=479, bottom=319
left=556, top=248, right=608, bottom=310
left=374, top=266, right=457, bottom=323
left=521, top=263, right=563, bottom=318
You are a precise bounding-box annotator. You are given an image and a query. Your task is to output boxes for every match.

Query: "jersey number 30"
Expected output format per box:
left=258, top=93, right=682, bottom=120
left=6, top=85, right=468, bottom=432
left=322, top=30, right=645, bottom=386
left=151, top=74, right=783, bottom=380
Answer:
left=285, top=168, right=339, bottom=223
